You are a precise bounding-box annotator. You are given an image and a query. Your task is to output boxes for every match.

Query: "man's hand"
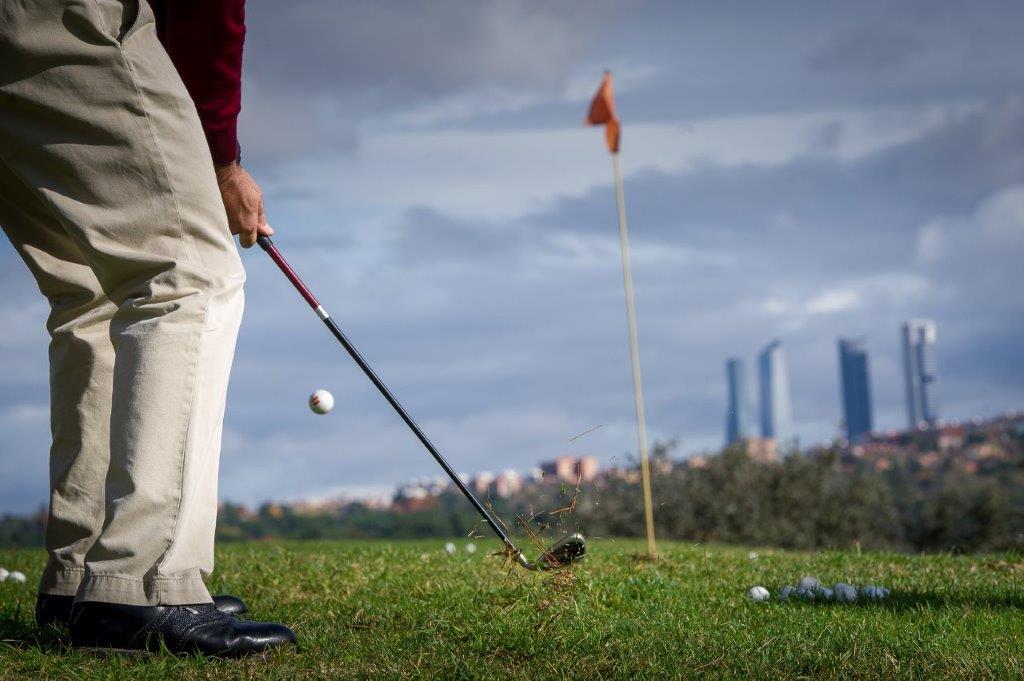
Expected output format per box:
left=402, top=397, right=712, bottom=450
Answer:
left=215, top=163, right=273, bottom=248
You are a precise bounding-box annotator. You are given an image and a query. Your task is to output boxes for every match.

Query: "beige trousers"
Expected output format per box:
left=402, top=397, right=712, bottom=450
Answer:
left=0, top=0, right=244, bottom=605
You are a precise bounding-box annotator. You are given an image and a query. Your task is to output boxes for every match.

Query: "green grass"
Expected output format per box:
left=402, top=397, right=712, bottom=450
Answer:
left=2, top=539, right=1023, bottom=679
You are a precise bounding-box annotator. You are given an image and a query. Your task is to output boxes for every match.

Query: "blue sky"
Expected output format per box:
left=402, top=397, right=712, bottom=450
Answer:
left=2, top=0, right=1023, bottom=512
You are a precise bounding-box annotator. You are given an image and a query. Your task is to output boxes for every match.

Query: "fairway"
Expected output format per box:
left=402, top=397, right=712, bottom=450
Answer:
left=2, top=539, right=1023, bottom=679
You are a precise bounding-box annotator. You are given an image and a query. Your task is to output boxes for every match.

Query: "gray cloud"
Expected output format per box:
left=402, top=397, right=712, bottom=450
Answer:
left=238, top=0, right=623, bottom=163
left=246, top=0, right=619, bottom=97
left=807, top=26, right=923, bottom=75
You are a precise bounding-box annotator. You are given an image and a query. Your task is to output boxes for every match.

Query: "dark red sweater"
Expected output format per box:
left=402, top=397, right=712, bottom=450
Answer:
left=149, top=0, right=245, bottom=165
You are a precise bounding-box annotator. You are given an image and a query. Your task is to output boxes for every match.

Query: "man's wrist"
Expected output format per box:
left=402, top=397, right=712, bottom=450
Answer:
left=215, top=162, right=238, bottom=183
left=213, top=142, right=242, bottom=175
left=215, top=147, right=243, bottom=183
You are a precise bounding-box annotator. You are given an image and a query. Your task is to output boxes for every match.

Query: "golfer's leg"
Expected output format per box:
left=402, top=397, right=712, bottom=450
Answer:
left=0, top=1, right=244, bottom=605
left=0, top=164, right=116, bottom=598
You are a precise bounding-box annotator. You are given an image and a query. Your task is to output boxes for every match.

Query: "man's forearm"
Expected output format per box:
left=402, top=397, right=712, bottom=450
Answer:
left=149, top=0, right=246, bottom=165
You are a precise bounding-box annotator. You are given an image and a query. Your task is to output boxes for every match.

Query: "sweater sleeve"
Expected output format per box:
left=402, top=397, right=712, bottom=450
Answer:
left=149, top=0, right=246, bottom=165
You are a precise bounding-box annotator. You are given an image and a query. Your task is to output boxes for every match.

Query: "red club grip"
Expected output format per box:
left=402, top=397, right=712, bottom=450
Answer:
left=257, top=236, right=321, bottom=310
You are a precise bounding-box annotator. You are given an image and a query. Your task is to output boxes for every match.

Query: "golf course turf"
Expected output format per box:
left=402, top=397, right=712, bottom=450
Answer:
left=1, top=539, right=1022, bottom=679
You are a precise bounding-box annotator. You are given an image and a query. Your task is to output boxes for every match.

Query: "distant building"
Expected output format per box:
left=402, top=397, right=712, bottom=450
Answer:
left=937, top=426, right=965, bottom=452
left=602, top=465, right=641, bottom=483
left=578, top=456, right=599, bottom=482
left=838, top=338, right=873, bottom=442
left=902, top=320, right=938, bottom=428
left=742, top=436, right=778, bottom=463
left=539, top=456, right=599, bottom=484
left=758, top=340, right=794, bottom=447
left=725, top=358, right=753, bottom=446
left=684, top=456, right=708, bottom=470
left=470, top=471, right=494, bottom=496
left=492, top=470, right=523, bottom=498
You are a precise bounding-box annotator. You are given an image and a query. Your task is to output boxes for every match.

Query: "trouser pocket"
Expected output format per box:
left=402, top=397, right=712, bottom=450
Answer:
left=92, top=0, right=142, bottom=44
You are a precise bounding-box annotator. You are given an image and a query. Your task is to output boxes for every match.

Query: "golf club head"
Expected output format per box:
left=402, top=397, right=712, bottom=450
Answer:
left=544, top=531, right=586, bottom=568
left=516, top=532, right=586, bottom=570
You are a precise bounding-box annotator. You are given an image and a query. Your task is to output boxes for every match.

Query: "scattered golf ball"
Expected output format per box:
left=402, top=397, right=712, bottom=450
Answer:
left=444, top=542, right=456, bottom=554
left=794, top=587, right=818, bottom=601
left=465, top=543, right=477, bottom=554
left=860, top=585, right=890, bottom=600
left=797, top=576, right=821, bottom=590
left=8, top=571, right=26, bottom=583
left=746, top=586, right=770, bottom=602
left=748, top=551, right=759, bottom=561
left=0, top=567, right=8, bottom=581
left=308, top=389, right=334, bottom=415
left=833, top=583, right=858, bottom=603
left=774, top=579, right=885, bottom=604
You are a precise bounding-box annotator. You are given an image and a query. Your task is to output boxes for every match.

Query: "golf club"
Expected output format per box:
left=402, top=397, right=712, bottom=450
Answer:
left=257, top=235, right=586, bottom=571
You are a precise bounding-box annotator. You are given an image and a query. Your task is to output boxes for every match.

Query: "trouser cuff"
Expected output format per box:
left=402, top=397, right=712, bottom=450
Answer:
left=76, top=570, right=212, bottom=606
left=38, top=565, right=85, bottom=597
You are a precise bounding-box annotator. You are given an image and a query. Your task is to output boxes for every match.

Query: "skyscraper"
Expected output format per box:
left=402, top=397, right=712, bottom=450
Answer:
left=838, top=338, right=873, bottom=442
left=758, top=340, right=793, bottom=446
left=902, top=320, right=938, bottom=428
left=725, top=358, right=753, bottom=445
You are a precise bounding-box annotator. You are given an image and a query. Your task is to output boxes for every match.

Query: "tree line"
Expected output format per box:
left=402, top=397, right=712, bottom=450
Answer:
left=555, top=443, right=1024, bottom=553
left=3, top=438, right=1023, bottom=553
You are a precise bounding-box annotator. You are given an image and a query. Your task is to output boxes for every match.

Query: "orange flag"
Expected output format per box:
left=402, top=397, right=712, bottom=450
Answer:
left=585, top=71, right=620, bottom=153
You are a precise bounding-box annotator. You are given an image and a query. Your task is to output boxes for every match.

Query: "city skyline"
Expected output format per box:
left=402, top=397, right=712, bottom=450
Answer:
left=727, top=321, right=946, bottom=446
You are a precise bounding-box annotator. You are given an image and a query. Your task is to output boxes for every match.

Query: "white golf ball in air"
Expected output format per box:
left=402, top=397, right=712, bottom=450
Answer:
left=746, top=586, right=770, bottom=602
left=309, top=389, right=334, bottom=415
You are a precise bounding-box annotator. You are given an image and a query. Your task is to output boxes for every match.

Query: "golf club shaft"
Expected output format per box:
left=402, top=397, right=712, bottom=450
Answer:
left=256, top=235, right=520, bottom=555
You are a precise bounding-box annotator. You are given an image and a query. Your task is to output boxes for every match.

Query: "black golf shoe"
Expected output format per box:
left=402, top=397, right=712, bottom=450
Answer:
left=37, top=592, right=249, bottom=629
left=35, top=593, right=76, bottom=630
left=211, top=594, right=248, bottom=618
left=69, top=601, right=296, bottom=657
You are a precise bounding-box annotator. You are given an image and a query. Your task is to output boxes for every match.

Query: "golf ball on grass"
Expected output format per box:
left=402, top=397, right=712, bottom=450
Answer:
left=746, top=586, right=770, bottom=602
left=444, top=542, right=456, bottom=555
left=860, top=585, right=890, bottom=600
left=8, top=571, right=26, bottom=583
left=775, top=579, right=887, bottom=604
left=797, top=576, right=821, bottom=590
left=0, top=568, right=8, bottom=581
left=309, top=389, right=334, bottom=415
left=833, top=583, right=858, bottom=603
left=794, top=587, right=818, bottom=601
left=465, top=543, right=477, bottom=554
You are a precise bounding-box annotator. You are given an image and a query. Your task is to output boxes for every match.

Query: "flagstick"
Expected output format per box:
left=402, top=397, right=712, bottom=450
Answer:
left=611, top=151, right=657, bottom=558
